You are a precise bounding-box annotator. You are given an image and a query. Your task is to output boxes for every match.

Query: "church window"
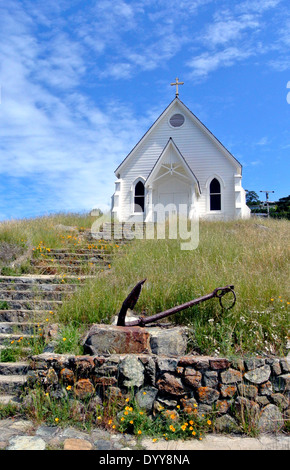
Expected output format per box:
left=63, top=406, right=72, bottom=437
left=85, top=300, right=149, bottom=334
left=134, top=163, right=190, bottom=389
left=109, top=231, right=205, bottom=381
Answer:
left=169, top=113, right=185, bottom=128
left=210, top=178, right=221, bottom=211
left=134, top=181, right=145, bottom=213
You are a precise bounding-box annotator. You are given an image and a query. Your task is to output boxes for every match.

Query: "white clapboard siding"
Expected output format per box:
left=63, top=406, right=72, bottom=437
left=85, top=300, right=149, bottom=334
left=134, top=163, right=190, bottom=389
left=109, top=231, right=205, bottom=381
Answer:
left=115, top=98, right=247, bottom=221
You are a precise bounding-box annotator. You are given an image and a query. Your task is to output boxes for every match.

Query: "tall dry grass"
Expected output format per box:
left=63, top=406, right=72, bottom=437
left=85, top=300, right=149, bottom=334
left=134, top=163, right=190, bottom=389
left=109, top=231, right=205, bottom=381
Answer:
left=0, top=212, right=94, bottom=249
left=58, top=217, right=289, bottom=356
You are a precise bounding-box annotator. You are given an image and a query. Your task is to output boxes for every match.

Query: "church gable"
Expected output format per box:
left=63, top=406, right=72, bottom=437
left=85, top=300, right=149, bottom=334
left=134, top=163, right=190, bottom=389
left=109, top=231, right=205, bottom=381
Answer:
left=115, top=97, right=241, bottom=180
left=146, top=138, right=201, bottom=194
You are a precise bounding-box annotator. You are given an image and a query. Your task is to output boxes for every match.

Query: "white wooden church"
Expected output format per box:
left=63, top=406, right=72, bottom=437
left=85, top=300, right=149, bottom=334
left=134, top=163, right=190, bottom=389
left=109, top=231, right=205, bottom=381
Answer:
left=111, top=79, right=250, bottom=222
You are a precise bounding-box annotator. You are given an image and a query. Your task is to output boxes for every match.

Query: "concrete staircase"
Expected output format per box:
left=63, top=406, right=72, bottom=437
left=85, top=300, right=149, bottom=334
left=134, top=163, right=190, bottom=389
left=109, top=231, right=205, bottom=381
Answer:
left=0, top=240, right=119, bottom=405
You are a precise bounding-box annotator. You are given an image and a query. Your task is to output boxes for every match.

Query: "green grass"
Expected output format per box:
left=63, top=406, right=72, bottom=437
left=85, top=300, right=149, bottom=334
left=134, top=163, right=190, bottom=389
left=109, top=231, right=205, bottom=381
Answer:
left=0, top=213, right=288, bottom=356
left=57, top=217, right=289, bottom=356
left=0, top=211, right=97, bottom=254
left=0, top=331, right=46, bottom=362
left=0, top=211, right=104, bottom=274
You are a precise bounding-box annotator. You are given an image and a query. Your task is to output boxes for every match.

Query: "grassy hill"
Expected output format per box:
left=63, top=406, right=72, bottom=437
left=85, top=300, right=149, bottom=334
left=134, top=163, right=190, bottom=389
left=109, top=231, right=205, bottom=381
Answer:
left=0, top=214, right=289, bottom=357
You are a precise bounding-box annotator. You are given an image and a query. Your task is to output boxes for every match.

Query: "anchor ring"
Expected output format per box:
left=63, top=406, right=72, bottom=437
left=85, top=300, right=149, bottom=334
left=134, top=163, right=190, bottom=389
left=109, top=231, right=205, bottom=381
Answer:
left=217, top=287, right=236, bottom=310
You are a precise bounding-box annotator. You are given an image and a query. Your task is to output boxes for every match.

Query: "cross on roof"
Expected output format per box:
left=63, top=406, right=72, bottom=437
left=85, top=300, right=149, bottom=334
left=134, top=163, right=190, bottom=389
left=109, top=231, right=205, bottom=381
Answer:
left=171, top=77, right=184, bottom=97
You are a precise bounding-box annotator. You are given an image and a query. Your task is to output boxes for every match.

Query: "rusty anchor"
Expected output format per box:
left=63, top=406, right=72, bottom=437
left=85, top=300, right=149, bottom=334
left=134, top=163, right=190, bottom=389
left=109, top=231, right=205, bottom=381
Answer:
left=117, top=279, right=236, bottom=327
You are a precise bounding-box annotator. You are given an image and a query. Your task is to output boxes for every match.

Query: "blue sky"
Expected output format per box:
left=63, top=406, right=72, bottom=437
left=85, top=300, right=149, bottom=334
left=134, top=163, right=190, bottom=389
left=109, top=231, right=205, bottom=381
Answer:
left=0, top=0, right=289, bottom=221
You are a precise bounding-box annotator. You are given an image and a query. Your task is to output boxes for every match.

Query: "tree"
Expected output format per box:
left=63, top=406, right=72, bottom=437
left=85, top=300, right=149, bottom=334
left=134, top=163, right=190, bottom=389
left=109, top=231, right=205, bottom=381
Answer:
left=246, top=190, right=261, bottom=206
left=270, top=195, right=290, bottom=220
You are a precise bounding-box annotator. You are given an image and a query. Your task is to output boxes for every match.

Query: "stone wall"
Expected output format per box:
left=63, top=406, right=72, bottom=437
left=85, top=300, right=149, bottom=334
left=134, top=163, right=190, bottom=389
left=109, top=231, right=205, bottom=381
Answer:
left=28, top=352, right=290, bottom=434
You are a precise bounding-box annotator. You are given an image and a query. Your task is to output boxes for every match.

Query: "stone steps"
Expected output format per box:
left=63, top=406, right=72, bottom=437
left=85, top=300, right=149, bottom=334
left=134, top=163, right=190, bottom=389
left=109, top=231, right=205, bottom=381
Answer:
left=42, top=248, right=114, bottom=254
left=0, top=290, right=68, bottom=301
left=0, top=299, right=63, bottom=310
left=0, top=361, right=28, bottom=375
left=0, top=344, right=31, bottom=354
left=31, top=258, right=109, bottom=266
left=40, top=250, right=113, bottom=260
left=0, top=333, right=33, bottom=346
left=0, top=275, right=89, bottom=284
left=0, top=322, right=43, bottom=335
left=0, top=282, right=78, bottom=292
left=92, top=222, right=147, bottom=241
left=29, top=265, right=110, bottom=275
left=0, top=375, right=27, bottom=394
left=0, top=228, right=118, bottom=405
left=0, top=310, right=49, bottom=322
left=0, top=394, right=22, bottom=405
left=0, top=274, right=75, bottom=402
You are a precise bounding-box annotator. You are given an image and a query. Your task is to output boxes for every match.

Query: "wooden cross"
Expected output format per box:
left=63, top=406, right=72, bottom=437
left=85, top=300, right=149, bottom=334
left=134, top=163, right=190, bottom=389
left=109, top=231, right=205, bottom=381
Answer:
left=171, top=77, right=184, bottom=97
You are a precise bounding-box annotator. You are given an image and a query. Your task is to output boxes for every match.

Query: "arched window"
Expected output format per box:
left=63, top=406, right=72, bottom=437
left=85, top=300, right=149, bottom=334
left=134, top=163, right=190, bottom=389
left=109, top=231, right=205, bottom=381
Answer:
left=134, top=181, right=145, bottom=213
left=210, top=178, right=221, bottom=211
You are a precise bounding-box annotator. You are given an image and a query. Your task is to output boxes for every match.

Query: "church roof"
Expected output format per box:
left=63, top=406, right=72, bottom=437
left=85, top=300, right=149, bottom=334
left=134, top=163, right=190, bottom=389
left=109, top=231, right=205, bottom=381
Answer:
left=115, top=97, right=242, bottom=175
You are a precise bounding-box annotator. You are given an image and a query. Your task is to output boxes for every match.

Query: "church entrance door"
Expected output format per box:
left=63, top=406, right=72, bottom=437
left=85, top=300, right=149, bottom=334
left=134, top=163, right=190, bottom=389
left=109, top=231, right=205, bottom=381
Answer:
left=156, top=191, right=189, bottom=220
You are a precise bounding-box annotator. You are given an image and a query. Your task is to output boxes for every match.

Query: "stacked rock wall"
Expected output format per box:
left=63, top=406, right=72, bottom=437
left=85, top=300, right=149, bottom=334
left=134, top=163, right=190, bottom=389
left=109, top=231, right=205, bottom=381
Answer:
left=28, top=352, right=290, bottom=433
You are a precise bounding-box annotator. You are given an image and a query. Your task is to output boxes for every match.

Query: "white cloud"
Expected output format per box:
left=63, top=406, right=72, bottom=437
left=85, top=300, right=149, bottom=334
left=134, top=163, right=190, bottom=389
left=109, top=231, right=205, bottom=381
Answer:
left=187, top=47, right=254, bottom=78
left=238, top=0, right=282, bottom=13
left=0, top=2, right=155, bottom=216
left=203, top=12, right=260, bottom=47
left=255, top=137, right=270, bottom=146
